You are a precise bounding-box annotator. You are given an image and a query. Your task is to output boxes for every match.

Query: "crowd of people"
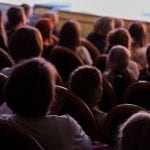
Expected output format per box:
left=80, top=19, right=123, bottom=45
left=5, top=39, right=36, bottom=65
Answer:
left=0, top=3, right=149, bottom=150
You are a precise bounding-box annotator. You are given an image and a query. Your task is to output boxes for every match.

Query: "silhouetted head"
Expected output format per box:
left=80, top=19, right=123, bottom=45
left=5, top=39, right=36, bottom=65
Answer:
left=8, top=26, right=43, bottom=63
left=93, top=16, right=115, bottom=37
left=107, top=45, right=130, bottom=72
left=4, top=57, right=57, bottom=118
left=21, top=3, right=33, bottom=20
left=128, top=22, right=148, bottom=47
left=59, top=20, right=81, bottom=49
left=7, top=6, right=26, bottom=27
left=69, top=65, right=103, bottom=107
left=118, top=111, right=150, bottom=150
left=106, top=28, right=132, bottom=53
left=35, top=18, right=54, bottom=42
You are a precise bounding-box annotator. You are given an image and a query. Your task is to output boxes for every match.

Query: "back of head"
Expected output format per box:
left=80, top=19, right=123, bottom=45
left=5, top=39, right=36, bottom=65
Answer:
left=35, top=18, right=54, bottom=41
left=8, top=26, right=43, bottom=63
left=128, top=22, right=147, bottom=47
left=93, top=16, right=115, bottom=37
left=107, top=28, right=131, bottom=52
left=59, top=20, right=80, bottom=49
left=107, top=45, right=130, bottom=72
left=7, top=6, right=26, bottom=27
left=69, top=65, right=103, bottom=107
left=43, top=11, right=59, bottom=25
left=114, top=18, right=125, bottom=28
left=119, top=111, right=150, bottom=150
left=4, top=57, right=56, bottom=118
left=20, top=3, right=32, bottom=19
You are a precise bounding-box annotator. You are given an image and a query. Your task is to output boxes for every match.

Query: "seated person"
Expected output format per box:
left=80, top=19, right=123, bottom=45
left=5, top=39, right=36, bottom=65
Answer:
left=5, top=6, right=26, bottom=41
left=69, top=65, right=106, bottom=141
left=118, top=111, right=150, bottom=150
left=87, top=16, right=115, bottom=53
left=139, top=43, right=150, bottom=81
left=59, top=20, right=93, bottom=65
left=35, top=18, right=56, bottom=59
left=0, top=57, right=91, bottom=150
left=104, top=45, right=136, bottom=102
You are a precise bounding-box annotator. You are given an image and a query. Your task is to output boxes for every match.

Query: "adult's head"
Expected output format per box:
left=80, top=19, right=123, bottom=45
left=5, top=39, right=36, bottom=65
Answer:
left=106, top=28, right=132, bottom=53
left=128, top=22, right=148, bottom=47
left=43, top=11, right=59, bottom=26
left=69, top=65, right=103, bottom=107
left=118, top=111, right=150, bottom=150
left=8, top=26, right=43, bottom=63
left=93, top=16, right=115, bottom=37
left=59, top=20, right=81, bottom=49
left=35, top=18, right=53, bottom=42
left=107, top=45, right=130, bottom=72
left=7, top=6, right=26, bottom=28
left=20, top=3, right=33, bottom=21
left=4, top=57, right=57, bottom=118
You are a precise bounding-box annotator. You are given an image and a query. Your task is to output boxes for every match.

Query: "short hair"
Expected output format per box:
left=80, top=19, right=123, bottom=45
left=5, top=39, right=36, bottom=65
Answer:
left=35, top=18, right=53, bottom=41
left=107, top=45, right=130, bottom=71
left=7, top=6, right=25, bottom=27
left=4, top=57, right=56, bottom=118
left=69, top=65, right=103, bottom=106
left=118, top=111, right=150, bottom=150
left=8, top=26, right=43, bottom=63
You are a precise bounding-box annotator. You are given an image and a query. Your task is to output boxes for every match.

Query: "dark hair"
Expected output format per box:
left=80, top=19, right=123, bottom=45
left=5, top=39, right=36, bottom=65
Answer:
left=59, top=20, right=80, bottom=50
left=20, top=3, right=31, bottom=16
left=69, top=65, right=103, bottom=106
left=8, top=26, right=43, bottom=63
left=107, top=28, right=131, bottom=53
left=128, top=22, right=148, bottom=47
left=4, top=57, right=56, bottom=118
left=7, top=6, right=25, bottom=27
left=118, top=111, right=150, bottom=150
left=35, top=18, right=53, bottom=42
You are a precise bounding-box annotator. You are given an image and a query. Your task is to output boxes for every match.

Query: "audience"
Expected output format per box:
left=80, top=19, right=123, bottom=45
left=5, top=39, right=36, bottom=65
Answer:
left=128, top=22, right=148, bottom=69
left=139, top=43, right=150, bottom=81
left=35, top=18, right=56, bottom=59
left=42, top=11, right=59, bottom=37
left=106, top=27, right=139, bottom=80
left=104, top=45, right=136, bottom=102
left=118, top=111, right=150, bottom=150
left=69, top=65, right=106, bottom=140
left=5, top=6, right=26, bottom=40
left=0, top=57, right=91, bottom=150
left=59, top=20, right=93, bottom=65
left=87, top=16, right=115, bottom=53
left=8, top=26, right=43, bottom=64
left=114, top=18, right=125, bottom=28
left=0, top=5, right=150, bottom=149
left=20, top=3, right=33, bottom=25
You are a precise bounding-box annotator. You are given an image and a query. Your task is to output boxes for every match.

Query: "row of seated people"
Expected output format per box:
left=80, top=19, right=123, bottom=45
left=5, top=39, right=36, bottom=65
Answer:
left=0, top=57, right=149, bottom=150
left=0, top=4, right=150, bottom=150
left=0, top=5, right=150, bottom=110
